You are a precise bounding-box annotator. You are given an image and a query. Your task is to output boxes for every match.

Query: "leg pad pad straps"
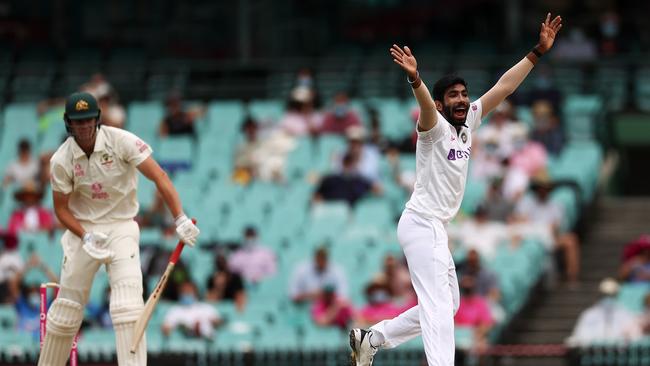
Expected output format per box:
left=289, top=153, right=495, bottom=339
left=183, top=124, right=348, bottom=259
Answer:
left=46, top=298, right=84, bottom=337
left=110, top=281, right=144, bottom=325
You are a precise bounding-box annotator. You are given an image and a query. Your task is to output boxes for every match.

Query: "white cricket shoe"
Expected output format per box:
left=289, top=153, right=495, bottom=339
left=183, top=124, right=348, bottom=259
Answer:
left=349, top=328, right=378, bottom=366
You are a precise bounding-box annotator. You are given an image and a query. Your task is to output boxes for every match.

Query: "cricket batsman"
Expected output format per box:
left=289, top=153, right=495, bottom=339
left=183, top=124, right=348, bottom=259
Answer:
left=38, top=91, right=200, bottom=365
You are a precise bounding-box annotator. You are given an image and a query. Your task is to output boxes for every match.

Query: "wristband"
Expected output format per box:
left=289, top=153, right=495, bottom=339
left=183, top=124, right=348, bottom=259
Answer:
left=407, top=71, right=420, bottom=84
left=532, top=47, right=543, bottom=58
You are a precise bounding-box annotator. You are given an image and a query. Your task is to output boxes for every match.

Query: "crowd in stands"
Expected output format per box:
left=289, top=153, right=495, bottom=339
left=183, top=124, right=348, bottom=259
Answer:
left=567, top=234, right=650, bottom=347
left=0, top=63, right=602, bottom=356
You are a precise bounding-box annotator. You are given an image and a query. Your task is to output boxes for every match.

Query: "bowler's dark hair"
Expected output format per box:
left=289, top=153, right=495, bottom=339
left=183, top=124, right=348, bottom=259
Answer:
left=433, top=75, right=468, bottom=102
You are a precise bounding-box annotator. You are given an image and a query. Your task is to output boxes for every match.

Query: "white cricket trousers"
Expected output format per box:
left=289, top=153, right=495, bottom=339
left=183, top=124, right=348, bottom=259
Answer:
left=38, top=219, right=146, bottom=366
left=371, top=209, right=460, bottom=366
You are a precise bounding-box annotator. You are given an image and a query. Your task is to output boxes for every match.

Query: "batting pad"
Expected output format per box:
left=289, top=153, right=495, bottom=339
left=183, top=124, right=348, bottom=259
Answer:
left=110, top=280, right=144, bottom=325
left=115, top=322, right=147, bottom=366
left=38, top=298, right=83, bottom=366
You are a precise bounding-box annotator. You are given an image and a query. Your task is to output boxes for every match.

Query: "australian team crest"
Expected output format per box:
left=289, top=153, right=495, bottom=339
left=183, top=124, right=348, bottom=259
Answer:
left=100, top=153, right=114, bottom=167
left=460, top=132, right=468, bottom=143
left=75, top=100, right=89, bottom=111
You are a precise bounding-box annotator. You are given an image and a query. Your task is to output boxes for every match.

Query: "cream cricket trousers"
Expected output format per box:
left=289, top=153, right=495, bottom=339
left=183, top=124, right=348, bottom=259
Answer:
left=39, top=219, right=146, bottom=366
left=371, top=209, right=460, bottom=366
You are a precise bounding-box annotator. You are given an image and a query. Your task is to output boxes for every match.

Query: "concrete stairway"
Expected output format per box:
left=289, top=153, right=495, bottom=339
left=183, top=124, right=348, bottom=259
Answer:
left=495, top=197, right=650, bottom=366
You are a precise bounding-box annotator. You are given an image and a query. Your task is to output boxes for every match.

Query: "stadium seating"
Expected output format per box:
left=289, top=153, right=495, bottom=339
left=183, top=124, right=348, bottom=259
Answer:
left=0, top=84, right=603, bottom=360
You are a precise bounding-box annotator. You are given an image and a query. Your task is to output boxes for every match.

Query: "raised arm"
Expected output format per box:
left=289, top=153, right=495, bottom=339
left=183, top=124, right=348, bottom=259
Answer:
left=390, top=45, right=438, bottom=131
left=479, top=13, right=562, bottom=117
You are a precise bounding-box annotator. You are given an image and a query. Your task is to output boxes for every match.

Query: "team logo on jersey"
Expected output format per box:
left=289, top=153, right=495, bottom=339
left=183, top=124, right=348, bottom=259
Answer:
left=91, top=182, right=109, bottom=199
left=100, top=153, right=114, bottom=167
left=74, top=163, right=85, bottom=177
left=460, top=132, right=468, bottom=143
left=75, top=100, right=89, bottom=111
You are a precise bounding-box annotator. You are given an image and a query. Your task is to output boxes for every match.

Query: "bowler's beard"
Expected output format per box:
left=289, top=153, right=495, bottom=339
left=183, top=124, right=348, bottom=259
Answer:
left=442, top=102, right=469, bottom=127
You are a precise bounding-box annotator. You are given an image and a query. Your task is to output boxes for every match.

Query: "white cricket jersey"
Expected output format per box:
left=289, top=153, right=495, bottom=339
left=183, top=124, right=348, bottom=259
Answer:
left=50, top=126, right=153, bottom=224
left=405, top=99, right=483, bottom=223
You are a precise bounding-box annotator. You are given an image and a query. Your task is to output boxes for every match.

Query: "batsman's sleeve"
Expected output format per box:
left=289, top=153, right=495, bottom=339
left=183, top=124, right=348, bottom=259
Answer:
left=115, top=129, right=153, bottom=166
left=50, top=159, right=73, bottom=194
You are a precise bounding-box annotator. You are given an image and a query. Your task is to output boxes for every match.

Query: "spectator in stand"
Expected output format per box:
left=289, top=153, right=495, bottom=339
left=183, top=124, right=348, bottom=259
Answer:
left=456, top=249, right=504, bottom=323
left=371, top=254, right=415, bottom=307
left=598, top=11, right=623, bottom=56
left=162, top=281, right=222, bottom=339
left=206, top=254, right=246, bottom=311
left=471, top=130, right=505, bottom=181
left=454, top=275, right=494, bottom=352
left=334, top=126, right=381, bottom=183
left=14, top=254, right=58, bottom=338
left=450, top=205, right=511, bottom=260
left=232, top=116, right=289, bottom=184
left=138, top=191, right=176, bottom=236
left=509, top=124, right=548, bottom=178
left=81, top=73, right=126, bottom=128
left=3, top=139, right=39, bottom=188
left=476, top=100, right=521, bottom=159
left=479, top=178, right=515, bottom=223
left=313, top=153, right=381, bottom=207
left=311, top=284, right=354, bottom=330
left=233, top=117, right=263, bottom=184
left=289, top=247, right=348, bottom=303
left=530, top=99, right=565, bottom=156
left=522, top=65, right=562, bottom=112
left=320, top=92, right=362, bottom=135
left=7, top=182, right=55, bottom=235
left=515, top=176, right=580, bottom=284
left=228, top=226, right=277, bottom=283
left=567, top=278, right=641, bottom=346
left=279, top=86, right=322, bottom=137
left=552, top=28, right=598, bottom=62
left=367, top=108, right=390, bottom=152
left=0, top=231, right=21, bottom=303
left=87, top=287, right=112, bottom=329
left=355, top=282, right=402, bottom=327
left=160, top=92, right=198, bottom=138
left=619, top=246, right=650, bottom=283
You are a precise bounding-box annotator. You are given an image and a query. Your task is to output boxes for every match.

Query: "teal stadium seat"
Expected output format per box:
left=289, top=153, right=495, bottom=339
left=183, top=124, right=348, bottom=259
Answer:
left=126, top=102, right=164, bottom=149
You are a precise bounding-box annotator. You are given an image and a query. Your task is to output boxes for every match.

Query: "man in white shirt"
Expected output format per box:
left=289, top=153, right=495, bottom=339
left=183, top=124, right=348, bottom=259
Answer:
left=349, top=13, right=563, bottom=366
left=3, top=139, right=39, bottom=187
left=38, top=92, right=200, bottom=366
left=162, top=281, right=221, bottom=339
left=289, top=247, right=348, bottom=303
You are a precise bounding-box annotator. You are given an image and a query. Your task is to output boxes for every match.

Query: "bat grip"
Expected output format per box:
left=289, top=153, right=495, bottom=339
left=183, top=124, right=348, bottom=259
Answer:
left=170, top=218, right=196, bottom=264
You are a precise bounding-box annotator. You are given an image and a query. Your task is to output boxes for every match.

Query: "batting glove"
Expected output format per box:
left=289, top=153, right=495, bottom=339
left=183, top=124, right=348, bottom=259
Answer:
left=82, top=232, right=112, bottom=261
left=175, top=214, right=199, bottom=247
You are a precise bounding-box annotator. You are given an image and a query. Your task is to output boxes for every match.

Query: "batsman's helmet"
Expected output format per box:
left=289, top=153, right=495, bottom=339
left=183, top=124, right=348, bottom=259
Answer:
left=63, top=92, right=101, bottom=134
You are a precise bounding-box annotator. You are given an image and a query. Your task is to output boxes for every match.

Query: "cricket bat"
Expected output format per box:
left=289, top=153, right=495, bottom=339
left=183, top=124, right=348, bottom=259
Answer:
left=130, top=218, right=196, bottom=353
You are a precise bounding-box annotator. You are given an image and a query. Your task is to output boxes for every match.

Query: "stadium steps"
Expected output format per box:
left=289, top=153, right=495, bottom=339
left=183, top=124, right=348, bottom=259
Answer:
left=496, top=197, right=650, bottom=365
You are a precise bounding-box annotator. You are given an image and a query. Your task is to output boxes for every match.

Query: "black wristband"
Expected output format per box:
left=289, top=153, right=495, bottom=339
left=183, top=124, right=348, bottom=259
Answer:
left=407, top=71, right=420, bottom=84
left=532, top=47, right=543, bottom=58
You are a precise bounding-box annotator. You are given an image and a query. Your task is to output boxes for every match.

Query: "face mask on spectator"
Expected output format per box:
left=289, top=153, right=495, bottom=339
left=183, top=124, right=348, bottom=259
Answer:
left=29, top=293, right=40, bottom=308
left=334, top=104, right=349, bottom=118
left=179, top=294, right=196, bottom=306
left=369, top=290, right=391, bottom=304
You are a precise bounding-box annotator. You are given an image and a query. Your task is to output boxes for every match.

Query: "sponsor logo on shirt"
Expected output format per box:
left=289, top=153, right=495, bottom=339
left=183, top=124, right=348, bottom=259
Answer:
left=135, top=139, right=149, bottom=153
left=74, top=163, right=85, bottom=177
left=91, top=182, right=109, bottom=200
left=447, top=147, right=471, bottom=161
left=472, top=104, right=477, bottom=111
left=460, top=132, right=468, bottom=143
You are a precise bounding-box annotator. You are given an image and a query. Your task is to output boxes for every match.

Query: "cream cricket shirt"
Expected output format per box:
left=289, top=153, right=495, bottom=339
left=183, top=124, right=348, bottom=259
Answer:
left=50, top=126, right=153, bottom=223
left=405, top=100, right=483, bottom=224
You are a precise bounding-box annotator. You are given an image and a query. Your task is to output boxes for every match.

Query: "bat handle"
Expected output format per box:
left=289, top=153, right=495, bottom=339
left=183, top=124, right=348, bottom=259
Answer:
left=170, top=218, right=196, bottom=264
